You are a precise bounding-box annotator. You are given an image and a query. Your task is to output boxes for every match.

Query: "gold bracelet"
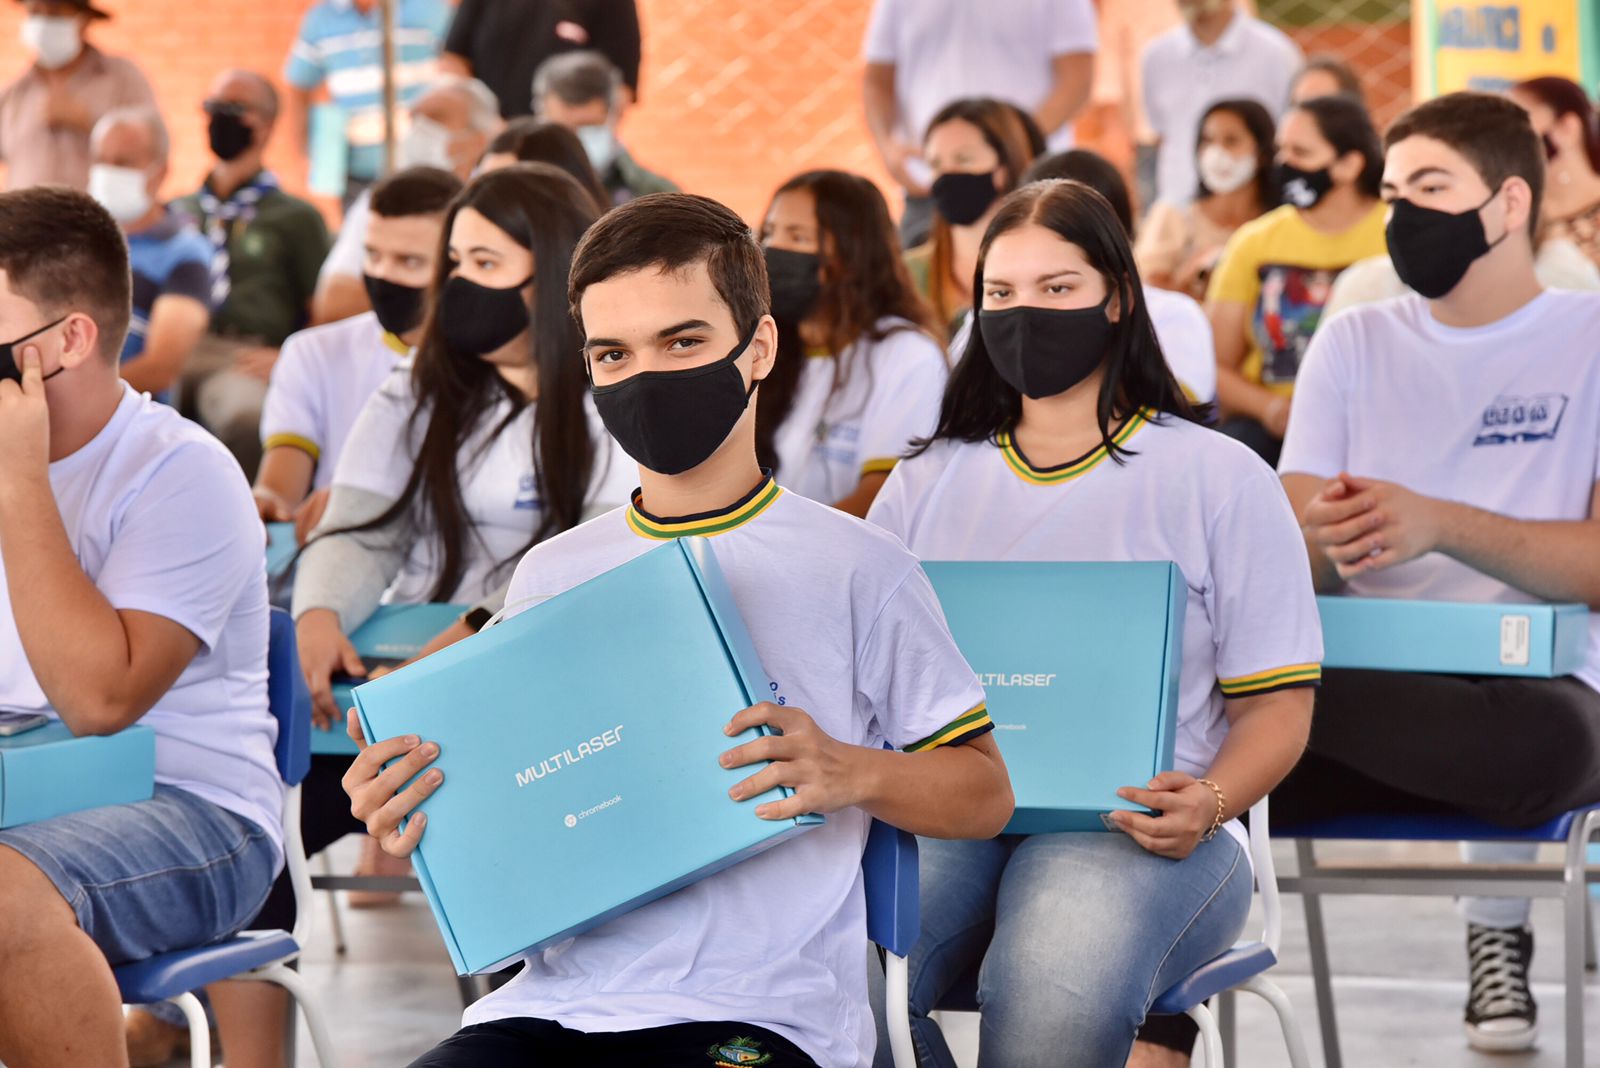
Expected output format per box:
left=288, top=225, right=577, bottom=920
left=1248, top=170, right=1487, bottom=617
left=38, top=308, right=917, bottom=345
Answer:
left=1196, top=779, right=1227, bottom=842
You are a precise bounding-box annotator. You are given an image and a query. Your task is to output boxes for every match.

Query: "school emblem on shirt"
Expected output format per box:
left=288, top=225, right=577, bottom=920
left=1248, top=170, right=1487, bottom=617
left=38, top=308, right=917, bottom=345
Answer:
left=513, top=473, right=541, bottom=511
left=1473, top=393, right=1568, bottom=446
left=707, top=1037, right=773, bottom=1065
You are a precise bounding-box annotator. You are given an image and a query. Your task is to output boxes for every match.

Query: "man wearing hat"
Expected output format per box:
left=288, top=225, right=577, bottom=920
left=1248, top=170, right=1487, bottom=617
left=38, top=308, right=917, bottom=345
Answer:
left=0, top=0, right=155, bottom=191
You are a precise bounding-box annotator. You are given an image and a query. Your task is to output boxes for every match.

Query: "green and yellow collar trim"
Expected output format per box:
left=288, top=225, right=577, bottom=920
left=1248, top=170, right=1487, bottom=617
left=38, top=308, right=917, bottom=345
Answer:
left=627, top=475, right=784, bottom=540
left=380, top=331, right=411, bottom=355
left=996, top=408, right=1153, bottom=486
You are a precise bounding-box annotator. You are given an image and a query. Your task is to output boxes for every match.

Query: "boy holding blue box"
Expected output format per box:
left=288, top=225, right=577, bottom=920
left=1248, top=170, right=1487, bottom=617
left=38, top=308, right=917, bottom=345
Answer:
left=342, top=192, right=1013, bottom=1067
left=0, top=187, right=282, bottom=1066
left=1278, top=92, right=1600, bottom=1051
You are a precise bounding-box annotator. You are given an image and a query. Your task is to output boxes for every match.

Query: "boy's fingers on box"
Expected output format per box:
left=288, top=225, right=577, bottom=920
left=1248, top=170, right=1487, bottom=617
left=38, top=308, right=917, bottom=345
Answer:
left=755, top=794, right=807, bottom=821
left=383, top=814, right=425, bottom=857
left=371, top=743, right=439, bottom=797
left=719, top=733, right=788, bottom=769
left=374, top=774, right=439, bottom=831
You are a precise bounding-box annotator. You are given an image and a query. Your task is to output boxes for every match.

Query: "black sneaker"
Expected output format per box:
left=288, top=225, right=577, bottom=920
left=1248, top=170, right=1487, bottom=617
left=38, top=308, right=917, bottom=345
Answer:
left=1464, top=923, right=1538, bottom=1052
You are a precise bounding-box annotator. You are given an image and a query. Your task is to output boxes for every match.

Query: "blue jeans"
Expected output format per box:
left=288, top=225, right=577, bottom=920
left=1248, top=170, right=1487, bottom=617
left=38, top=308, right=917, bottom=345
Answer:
left=0, top=785, right=278, bottom=968
left=874, top=830, right=1252, bottom=1068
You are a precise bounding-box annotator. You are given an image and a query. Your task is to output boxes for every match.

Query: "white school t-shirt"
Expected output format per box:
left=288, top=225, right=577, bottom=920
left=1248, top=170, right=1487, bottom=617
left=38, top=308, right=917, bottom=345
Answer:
left=331, top=369, right=635, bottom=605
left=0, top=385, right=284, bottom=859
left=464, top=481, right=992, bottom=1068
left=260, top=311, right=407, bottom=491
left=869, top=411, right=1324, bottom=851
left=1145, top=285, right=1218, bottom=404
left=772, top=319, right=948, bottom=504
left=1279, top=290, right=1600, bottom=692
left=863, top=0, right=1097, bottom=153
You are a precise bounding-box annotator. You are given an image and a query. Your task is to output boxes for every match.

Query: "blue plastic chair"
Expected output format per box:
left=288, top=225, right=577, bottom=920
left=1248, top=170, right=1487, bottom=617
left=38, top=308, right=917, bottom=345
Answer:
left=864, top=820, right=921, bottom=1068
left=905, top=798, right=1310, bottom=1068
left=1278, top=805, right=1600, bottom=1068
left=112, top=608, right=338, bottom=1068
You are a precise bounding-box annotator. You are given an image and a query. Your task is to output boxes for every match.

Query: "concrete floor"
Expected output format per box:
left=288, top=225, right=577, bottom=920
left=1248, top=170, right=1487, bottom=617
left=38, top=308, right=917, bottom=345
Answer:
left=171, top=838, right=1600, bottom=1066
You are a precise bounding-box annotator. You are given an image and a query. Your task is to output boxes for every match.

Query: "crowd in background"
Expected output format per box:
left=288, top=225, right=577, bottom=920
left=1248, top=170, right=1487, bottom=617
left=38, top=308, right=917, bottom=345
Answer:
left=4, top=0, right=1600, bottom=1066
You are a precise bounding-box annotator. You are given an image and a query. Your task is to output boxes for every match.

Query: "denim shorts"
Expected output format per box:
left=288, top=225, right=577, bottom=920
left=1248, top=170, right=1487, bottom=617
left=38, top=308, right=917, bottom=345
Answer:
left=0, top=785, right=279, bottom=966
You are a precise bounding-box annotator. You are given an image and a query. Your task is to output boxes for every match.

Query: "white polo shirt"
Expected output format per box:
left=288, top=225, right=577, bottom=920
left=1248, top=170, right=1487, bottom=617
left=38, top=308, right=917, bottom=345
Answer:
left=332, top=370, right=635, bottom=605
left=466, top=480, right=991, bottom=1067
left=863, top=0, right=1098, bottom=153
left=870, top=411, right=1323, bottom=809
left=0, top=385, right=285, bottom=860
left=260, top=310, right=407, bottom=491
left=1142, top=13, right=1301, bottom=206
left=772, top=319, right=948, bottom=504
left=1145, top=285, right=1218, bottom=404
left=1280, top=289, right=1600, bottom=693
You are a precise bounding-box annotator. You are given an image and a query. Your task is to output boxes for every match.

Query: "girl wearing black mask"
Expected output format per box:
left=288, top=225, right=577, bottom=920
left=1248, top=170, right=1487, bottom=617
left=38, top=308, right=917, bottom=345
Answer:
left=757, top=169, right=946, bottom=516
left=867, top=180, right=1320, bottom=1068
left=1207, top=94, right=1385, bottom=465
left=906, top=98, right=1039, bottom=337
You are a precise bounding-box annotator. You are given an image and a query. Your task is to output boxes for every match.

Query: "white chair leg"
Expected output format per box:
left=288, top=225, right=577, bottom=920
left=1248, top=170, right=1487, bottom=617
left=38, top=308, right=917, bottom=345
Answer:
left=170, top=991, right=210, bottom=1068
left=884, top=951, right=917, bottom=1068
left=1186, top=1002, right=1224, bottom=1068
left=1237, top=974, right=1312, bottom=1068
left=319, top=852, right=348, bottom=956
left=254, top=962, right=339, bottom=1067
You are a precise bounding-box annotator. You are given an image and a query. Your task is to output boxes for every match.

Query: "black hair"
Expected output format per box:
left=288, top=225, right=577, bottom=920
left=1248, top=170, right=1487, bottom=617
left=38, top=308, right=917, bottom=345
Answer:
left=1293, top=95, right=1383, bottom=199
left=485, top=118, right=609, bottom=211
left=1023, top=150, right=1133, bottom=235
left=913, top=180, right=1203, bottom=460
left=1194, top=97, right=1280, bottom=206
left=369, top=166, right=465, bottom=219
left=322, top=164, right=600, bottom=602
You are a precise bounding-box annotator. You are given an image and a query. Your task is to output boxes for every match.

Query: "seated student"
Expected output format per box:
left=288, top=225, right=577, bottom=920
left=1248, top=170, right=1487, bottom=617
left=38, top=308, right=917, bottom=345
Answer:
left=292, top=163, right=630, bottom=901
left=254, top=166, right=464, bottom=546
left=532, top=50, right=678, bottom=206
left=1289, top=54, right=1363, bottom=106
left=1024, top=149, right=1218, bottom=405
left=866, top=179, right=1319, bottom=1068
left=341, top=191, right=1015, bottom=1067
left=1207, top=94, right=1387, bottom=466
left=0, top=188, right=281, bottom=1067
left=907, top=97, right=1040, bottom=337
left=88, top=106, right=213, bottom=403
left=759, top=169, right=947, bottom=515
left=1275, top=92, right=1600, bottom=1053
left=477, top=117, right=610, bottom=211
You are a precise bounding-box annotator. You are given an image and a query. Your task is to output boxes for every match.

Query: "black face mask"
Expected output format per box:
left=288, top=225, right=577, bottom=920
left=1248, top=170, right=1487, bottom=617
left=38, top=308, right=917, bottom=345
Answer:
left=590, top=330, right=758, bottom=475
left=1276, top=162, right=1335, bottom=209
left=1385, top=191, right=1506, bottom=300
left=363, top=274, right=427, bottom=338
left=764, top=247, right=822, bottom=323
left=980, top=299, right=1116, bottom=400
left=438, top=275, right=531, bottom=356
left=931, top=171, right=1001, bottom=226
left=208, top=108, right=254, bottom=162
left=0, top=317, right=67, bottom=385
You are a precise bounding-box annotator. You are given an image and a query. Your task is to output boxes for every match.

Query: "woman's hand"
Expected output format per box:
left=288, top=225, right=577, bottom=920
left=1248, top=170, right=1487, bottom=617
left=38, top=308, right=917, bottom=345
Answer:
left=296, top=608, right=366, bottom=729
left=1108, top=771, right=1223, bottom=860
left=342, top=714, right=442, bottom=859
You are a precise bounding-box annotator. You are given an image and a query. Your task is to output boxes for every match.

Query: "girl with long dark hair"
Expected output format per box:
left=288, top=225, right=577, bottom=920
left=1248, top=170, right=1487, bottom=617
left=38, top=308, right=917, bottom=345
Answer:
left=1511, top=76, right=1600, bottom=269
left=868, top=180, right=1320, bottom=1067
left=757, top=169, right=946, bottom=515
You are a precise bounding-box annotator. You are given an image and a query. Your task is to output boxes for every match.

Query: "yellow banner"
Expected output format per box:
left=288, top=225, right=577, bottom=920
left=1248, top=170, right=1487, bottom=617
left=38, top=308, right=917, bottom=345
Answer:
left=1428, top=0, right=1583, bottom=93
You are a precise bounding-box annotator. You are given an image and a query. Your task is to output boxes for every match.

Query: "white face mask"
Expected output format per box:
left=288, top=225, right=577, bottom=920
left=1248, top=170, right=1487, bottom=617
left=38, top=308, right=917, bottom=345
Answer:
left=1197, top=143, right=1258, bottom=195
left=88, top=163, right=152, bottom=224
left=399, top=115, right=456, bottom=171
left=576, top=124, right=619, bottom=173
left=21, top=15, right=82, bottom=71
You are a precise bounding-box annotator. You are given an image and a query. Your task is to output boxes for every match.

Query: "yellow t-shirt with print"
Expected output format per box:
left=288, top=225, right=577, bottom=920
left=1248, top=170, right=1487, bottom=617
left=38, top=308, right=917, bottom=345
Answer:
left=1207, top=202, right=1388, bottom=395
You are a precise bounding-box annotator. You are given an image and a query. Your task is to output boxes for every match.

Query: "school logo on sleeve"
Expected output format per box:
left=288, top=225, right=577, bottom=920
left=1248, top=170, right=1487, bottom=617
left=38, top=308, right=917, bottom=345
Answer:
left=1473, top=394, right=1568, bottom=446
left=708, top=1037, right=773, bottom=1066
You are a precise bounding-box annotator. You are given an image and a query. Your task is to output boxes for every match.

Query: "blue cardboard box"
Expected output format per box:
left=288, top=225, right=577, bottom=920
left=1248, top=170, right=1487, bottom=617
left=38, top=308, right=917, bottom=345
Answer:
left=1317, top=597, right=1589, bottom=678
left=0, top=722, right=156, bottom=828
left=314, top=603, right=468, bottom=755
left=351, top=539, right=822, bottom=974
left=922, top=562, right=1184, bottom=834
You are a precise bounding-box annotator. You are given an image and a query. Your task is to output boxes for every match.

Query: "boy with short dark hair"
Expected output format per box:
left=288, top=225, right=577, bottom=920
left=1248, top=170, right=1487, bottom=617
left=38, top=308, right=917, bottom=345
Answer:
left=342, top=192, right=1014, bottom=1067
left=0, top=187, right=281, bottom=1067
left=1276, top=91, right=1600, bottom=1052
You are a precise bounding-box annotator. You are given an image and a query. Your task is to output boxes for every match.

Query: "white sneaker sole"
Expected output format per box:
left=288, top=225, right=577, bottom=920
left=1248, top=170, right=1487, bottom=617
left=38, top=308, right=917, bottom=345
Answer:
left=1464, top=1019, right=1538, bottom=1053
